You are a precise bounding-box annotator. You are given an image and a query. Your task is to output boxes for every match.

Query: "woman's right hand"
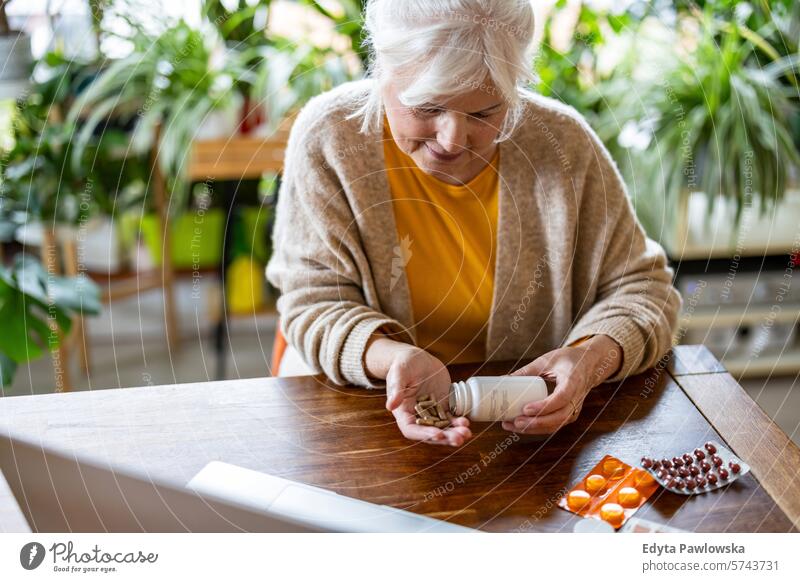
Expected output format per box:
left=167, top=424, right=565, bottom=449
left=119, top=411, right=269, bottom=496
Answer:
left=384, top=345, right=472, bottom=447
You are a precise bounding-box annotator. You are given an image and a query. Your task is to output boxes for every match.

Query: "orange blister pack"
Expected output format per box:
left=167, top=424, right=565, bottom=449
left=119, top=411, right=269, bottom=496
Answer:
left=558, top=455, right=659, bottom=529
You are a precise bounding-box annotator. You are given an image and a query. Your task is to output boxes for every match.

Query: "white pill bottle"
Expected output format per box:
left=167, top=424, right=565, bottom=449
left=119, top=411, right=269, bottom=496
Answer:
left=449, top=376, right=548, bottom=422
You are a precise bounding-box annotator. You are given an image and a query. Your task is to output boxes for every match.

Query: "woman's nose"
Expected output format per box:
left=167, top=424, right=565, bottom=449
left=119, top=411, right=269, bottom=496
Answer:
left=435, top=113, right=468, bottom=153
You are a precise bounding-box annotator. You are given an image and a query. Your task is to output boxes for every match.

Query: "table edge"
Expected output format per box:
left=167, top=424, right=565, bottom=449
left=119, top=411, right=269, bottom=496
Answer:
left=667, top=363, right=800, bottom=531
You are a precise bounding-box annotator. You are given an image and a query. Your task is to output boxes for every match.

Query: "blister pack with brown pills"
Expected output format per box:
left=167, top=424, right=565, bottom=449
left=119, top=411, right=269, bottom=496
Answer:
left=640, top=440, right=749, bottom=495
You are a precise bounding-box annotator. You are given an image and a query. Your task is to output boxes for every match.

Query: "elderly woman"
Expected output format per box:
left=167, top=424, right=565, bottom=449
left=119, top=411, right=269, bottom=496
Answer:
left=266, top=0, right=681, bottom=447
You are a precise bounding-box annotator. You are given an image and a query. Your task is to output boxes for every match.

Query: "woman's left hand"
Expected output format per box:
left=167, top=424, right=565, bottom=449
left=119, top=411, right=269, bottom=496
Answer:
left=501, top=335, right=623, bottom=435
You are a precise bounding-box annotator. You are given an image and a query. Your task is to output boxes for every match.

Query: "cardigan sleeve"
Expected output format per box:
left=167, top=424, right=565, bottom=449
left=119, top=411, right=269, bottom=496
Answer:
left=266, top=113, right=412, bottom=388
left=562, top=133, right=682, bottom=381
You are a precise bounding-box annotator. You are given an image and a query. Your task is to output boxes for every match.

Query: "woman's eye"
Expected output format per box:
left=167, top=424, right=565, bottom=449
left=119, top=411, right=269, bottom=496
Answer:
left=413, top=107, right=442, bottom=117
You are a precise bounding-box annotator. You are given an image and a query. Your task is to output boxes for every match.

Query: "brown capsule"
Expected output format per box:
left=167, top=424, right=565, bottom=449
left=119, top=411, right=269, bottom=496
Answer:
left=435, top=403, right=447, bottom=420
left=705, top=442, right=717, bottom=454
left=434, top=420, right=451, bottom=428
left=416, top=418, right=437, bottom=427
left=416, top=393, right=431, bottom=403
left=414, top=404, right=436, bottom=419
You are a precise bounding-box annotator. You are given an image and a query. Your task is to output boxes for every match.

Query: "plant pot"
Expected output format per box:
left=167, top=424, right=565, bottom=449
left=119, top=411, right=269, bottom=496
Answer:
left=654, top=186, right=800, bottom=260
left=140, top=209, right=224, bottom=269
left=0, top=32, right=32, bottom=81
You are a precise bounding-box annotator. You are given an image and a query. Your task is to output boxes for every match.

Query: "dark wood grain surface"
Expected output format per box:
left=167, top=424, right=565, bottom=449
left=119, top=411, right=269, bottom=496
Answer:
left=0, top=345, right=796, bottom=532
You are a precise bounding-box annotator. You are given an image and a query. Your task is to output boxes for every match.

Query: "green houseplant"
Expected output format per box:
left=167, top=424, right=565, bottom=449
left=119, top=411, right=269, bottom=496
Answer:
left=67, top=20, right=240, bottom=210
left=537, top=1, right=800, bottom=240
left=0, top=254, right=101, bottom=388
left=615, top=11, right=800, bottom=235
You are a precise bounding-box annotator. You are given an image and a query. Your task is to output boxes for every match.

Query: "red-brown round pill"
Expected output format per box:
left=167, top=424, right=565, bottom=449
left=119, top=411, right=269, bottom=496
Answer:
left=700, top=461, right=711, bottom=473
left=652, top=460, right=662, bottom=470
left=685, top=478, right=696, bottom=490
left=668, top=468, right=678, bottom=477
left=711, top=455, right=723, bottom=467
left=729, top=462, right=741, bottom=474
left=641, top=457, right=653, bottom=469
left=678, top=468, right=689, bottom=478
left=682, top=453, right=694, bottom=465
left=672, top=457, right=684, bottom=467
left=674, top=479, right=685, bottom=490
left=707, top=473, right=718, bottom=485
left=718, top=468, right=729, bottom=480
left=696, top=476, right=707, bottom=488
left=694, top=449, right=706, bottom=460
left=661, top=459, right=672, bottom=469
left=689, top=465, right=700, bottom=476
left=705, top=442, right=717, bottom=454
left=657, top=469, right=669, bottom=480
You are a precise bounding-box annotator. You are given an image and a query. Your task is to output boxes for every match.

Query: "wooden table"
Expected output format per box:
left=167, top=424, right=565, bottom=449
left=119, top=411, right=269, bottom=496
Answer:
left=1, top=345, right=798, bottom=532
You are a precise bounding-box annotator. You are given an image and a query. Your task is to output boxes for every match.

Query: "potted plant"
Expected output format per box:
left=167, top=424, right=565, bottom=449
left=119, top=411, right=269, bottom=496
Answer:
left=0, top=253, right=101, bottom=389
left=67, top=20, right=241, bottom=209
left=610, top=10, right=800, bottom=250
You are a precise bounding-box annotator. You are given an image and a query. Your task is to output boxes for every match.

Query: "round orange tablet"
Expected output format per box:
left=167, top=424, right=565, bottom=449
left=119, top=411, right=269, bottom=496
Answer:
left=585, top=474, right=607, bottom=494
left=617, top=486, right=641, bottom=508
left=602, top=459, right=625, bottom=480
left=567, top=490, right=591, bottom=511
left=634, top=471, right=656, bottom=487
left=600, top=502, right=625, bottom=527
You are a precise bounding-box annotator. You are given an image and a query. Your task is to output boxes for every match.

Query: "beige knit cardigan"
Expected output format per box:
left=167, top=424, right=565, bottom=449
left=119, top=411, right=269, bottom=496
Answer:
left=266, top=79, right=682, bottom=388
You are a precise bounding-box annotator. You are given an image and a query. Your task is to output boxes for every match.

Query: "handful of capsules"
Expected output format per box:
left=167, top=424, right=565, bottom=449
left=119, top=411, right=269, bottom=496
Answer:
left=414, top=394, right=452, bottom=428
left=558, top=455, right=659, bottom=529
left=641, top=440, right=749, bottom=495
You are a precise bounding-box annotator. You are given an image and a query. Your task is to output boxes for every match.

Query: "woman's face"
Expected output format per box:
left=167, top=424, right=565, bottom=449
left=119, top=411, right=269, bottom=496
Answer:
left=382, top=77, right=509, bottom=185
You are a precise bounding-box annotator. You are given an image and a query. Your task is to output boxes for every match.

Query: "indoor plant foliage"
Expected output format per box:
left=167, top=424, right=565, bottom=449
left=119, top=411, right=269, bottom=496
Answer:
left=0, top=253, right=101, bottom=388
left=68, top=20, right=239, bottom=209
left=619, top=11, right=800, bottom=233
left=537, top=0, right=800, bottom=237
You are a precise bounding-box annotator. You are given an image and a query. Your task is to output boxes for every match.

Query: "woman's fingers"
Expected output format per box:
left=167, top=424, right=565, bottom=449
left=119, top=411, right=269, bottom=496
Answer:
left=449, top=415, right=470, bottom=428
left=503, top=406, right=576, bottom=434
left=385, top=379, right=418, bottom=411
left=510, top=357, right=548, bottom=377
left=393, top=407, right=468, bottom=446
left=522, top=380, right=574, bottom=416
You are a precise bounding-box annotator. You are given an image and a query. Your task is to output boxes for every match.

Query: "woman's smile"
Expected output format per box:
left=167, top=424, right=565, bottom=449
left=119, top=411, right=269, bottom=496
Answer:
left=424, top=143, right=464, bottom=163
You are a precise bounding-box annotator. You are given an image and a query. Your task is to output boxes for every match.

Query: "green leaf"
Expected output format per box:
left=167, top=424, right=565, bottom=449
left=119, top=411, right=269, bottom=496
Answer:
left=0, top=352, right=17, bottom=388
left=49, top=274, right=102, bottom=315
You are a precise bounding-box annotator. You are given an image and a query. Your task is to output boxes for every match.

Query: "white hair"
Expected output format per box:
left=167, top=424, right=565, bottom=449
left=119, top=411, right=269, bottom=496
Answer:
left=351, top=0, right=536, bottom=141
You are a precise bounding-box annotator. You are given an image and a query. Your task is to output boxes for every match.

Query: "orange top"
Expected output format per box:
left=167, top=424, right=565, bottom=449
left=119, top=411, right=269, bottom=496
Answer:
left=383, top=121, right=499, bottom=364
